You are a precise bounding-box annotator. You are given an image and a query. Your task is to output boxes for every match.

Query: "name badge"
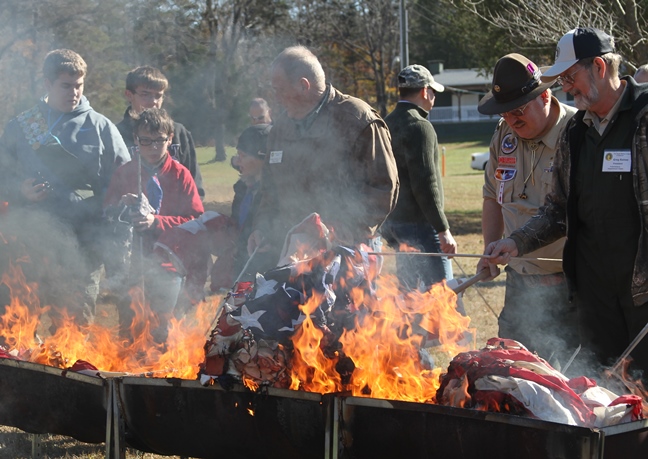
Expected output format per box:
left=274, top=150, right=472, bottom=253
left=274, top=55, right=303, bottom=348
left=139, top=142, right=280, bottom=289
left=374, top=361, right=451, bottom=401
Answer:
left=602, top=150, right=631, bottom=172
left=269, top=150, right=283, bottom=164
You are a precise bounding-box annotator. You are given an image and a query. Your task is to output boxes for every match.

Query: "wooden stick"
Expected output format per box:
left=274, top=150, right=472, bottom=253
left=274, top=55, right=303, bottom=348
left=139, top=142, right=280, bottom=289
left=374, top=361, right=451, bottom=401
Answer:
left=451, top=269, right=491, bottom=295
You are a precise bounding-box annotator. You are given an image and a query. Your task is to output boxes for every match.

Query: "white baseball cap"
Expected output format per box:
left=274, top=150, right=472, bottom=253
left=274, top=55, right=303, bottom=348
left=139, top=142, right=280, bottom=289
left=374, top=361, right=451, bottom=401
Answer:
left=541, top=27, right=614, bottom=81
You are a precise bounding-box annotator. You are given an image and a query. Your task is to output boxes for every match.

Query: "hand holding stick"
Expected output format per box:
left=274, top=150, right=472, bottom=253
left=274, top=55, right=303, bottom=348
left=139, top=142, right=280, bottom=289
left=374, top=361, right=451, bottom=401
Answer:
left=450, top=269, right=491, bottom=295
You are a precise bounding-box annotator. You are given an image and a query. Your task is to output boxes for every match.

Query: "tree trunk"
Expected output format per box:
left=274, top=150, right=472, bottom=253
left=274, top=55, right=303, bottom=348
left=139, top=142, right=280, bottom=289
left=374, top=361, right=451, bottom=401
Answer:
left=212, top=116, right=227, bottom=162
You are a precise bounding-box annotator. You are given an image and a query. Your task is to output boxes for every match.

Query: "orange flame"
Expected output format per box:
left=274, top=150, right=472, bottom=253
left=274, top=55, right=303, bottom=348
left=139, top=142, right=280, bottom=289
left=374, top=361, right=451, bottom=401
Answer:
left=2, top=253, right=474, bottom=408
left=443, top=374, right=472, bottom=408
left=604, top=360, right=648, bottom=417
left=289, top=292, right=342, bottom=393
left=242, top=375, right=260, bottom=392
left=0, top=262, right=215, bottom=379
left=289, top=272, right=474, bottom=403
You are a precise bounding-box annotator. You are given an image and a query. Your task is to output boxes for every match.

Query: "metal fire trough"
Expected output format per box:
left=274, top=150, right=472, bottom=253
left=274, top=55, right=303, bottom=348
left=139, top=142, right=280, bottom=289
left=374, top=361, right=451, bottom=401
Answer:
left=112, top=377, right=648, bottom=459
left=0, top=358, right=106, bottom=444
left=114, top=376, right=331, bottom=459
left=337, top=396, right=648, bottom=459
left=1, top=357, right=648, bottom=458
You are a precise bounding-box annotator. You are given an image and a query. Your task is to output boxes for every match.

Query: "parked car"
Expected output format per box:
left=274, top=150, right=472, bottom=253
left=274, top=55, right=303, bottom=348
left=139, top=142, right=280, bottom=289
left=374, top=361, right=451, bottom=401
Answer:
left=470, top=151, right=489, bottom=170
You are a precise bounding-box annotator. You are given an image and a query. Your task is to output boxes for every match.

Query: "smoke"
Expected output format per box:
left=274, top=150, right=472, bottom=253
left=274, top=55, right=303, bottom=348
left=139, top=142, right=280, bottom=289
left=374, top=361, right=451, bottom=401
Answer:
left=496, top=280, right=634, bottom=388
left=497, top=280, right=577, bottom=363
left=0, top=208, right=94, bottom=330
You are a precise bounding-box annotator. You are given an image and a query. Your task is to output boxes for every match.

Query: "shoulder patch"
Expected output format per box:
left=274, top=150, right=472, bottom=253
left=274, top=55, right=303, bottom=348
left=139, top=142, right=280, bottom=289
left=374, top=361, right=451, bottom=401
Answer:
left=501, top=133, right=518, bottom=154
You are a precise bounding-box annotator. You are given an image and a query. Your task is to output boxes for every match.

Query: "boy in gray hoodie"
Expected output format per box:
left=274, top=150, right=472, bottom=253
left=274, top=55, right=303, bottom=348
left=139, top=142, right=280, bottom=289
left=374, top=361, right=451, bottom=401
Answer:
left=0, top=49, right=130, bottom=331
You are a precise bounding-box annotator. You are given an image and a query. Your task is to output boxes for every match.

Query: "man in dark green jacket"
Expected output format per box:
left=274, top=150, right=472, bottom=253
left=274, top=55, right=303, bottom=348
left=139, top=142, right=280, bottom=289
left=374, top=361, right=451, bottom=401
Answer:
left=382, top=65, right=457, bottom=292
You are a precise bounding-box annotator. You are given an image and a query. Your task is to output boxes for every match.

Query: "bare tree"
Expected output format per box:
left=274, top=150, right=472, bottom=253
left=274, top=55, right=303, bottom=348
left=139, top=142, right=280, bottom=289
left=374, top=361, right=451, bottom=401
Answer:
left=336, top=0, right=400, bottom=117
left=449, top=0, right=648, bottom=69
left=201, top=0, right=288, bottom=162
left=0, top=0, right=136, bottom=130
left=292, top=0, right=400, bottom=117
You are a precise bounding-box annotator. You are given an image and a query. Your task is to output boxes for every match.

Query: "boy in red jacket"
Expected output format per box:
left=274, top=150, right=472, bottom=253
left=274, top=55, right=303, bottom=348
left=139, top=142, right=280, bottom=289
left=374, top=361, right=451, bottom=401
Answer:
left=103, top=108, right=203, bottom=344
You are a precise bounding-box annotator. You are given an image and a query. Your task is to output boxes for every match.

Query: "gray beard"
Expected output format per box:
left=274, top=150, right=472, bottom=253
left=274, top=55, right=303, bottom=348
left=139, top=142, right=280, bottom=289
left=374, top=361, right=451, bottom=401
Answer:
left=574, top=72, right=600, bottom=111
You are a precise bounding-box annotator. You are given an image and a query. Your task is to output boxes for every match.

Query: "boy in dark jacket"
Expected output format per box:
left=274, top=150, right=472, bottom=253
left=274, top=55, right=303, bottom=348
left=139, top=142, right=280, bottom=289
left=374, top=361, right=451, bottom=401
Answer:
left=116, top=66, right=205, bottom=198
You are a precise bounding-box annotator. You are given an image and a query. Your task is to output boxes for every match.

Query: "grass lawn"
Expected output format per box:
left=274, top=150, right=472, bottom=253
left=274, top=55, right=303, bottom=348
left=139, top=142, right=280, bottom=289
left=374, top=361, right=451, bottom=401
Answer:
left=436, top=138, right=506, bottom=348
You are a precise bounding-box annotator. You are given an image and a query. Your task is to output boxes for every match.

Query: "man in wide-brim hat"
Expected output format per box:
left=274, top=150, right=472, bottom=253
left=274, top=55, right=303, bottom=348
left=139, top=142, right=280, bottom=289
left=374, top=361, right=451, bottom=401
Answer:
left=477, top=53, right=578, bottom=366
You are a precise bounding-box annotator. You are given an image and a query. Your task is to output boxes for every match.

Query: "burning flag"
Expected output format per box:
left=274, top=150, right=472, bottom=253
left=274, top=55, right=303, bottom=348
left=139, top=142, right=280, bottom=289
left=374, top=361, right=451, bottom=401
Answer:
left=201, top=243, right=474, bottom=403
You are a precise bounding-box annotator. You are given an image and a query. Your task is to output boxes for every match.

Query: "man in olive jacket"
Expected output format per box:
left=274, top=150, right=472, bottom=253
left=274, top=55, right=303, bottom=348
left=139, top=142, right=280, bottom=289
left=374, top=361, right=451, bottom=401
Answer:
left=382, top=65, right=457, bottom=292
left=248, top=46, right=398, bottom=272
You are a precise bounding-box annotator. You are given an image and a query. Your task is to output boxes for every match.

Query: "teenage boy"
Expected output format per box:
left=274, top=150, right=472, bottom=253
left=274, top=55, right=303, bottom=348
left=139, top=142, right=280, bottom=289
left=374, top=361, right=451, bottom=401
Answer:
left=116, top=66, right=205, bottom=198
left=0, top=49, right=130, bottom=330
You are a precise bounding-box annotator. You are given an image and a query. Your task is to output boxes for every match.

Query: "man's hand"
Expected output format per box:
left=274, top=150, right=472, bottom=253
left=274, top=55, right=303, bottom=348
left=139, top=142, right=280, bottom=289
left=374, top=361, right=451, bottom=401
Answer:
left=476, top=256, right=500, bottom=281
left=439, top=229, right=458, bottom=254
left=484, top=238, right=519, bottom=265
left=20, top=178, right=50, bottom=202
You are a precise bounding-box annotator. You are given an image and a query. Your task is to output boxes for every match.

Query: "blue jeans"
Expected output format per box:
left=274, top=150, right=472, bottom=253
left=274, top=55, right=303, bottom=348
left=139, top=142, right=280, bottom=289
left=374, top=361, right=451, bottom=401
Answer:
left=381, top=222, right=452, bottom=291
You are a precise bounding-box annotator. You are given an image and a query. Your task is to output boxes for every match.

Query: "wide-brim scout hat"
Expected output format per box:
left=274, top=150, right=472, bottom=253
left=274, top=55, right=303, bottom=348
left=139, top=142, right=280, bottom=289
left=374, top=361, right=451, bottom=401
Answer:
left=398, top=64, right=445, bottom=92
left=541, top=27, right=614, bottom=80
left=478, top=53, right=553, bottom=115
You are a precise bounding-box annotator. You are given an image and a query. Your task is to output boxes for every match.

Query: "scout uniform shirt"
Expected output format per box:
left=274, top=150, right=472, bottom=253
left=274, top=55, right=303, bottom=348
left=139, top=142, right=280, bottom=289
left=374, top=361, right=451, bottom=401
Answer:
left=483, top=97, right=576, bottom=275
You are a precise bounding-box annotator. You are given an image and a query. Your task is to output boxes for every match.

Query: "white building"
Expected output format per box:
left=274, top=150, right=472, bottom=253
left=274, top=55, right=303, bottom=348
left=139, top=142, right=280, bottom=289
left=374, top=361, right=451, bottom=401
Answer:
left=428, top=62, right=573, bottom=123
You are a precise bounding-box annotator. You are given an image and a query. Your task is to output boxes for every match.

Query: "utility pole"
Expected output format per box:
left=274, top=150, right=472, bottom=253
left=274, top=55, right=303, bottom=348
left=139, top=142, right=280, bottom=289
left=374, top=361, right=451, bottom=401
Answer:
left=399, top=0, right=409, bottom=69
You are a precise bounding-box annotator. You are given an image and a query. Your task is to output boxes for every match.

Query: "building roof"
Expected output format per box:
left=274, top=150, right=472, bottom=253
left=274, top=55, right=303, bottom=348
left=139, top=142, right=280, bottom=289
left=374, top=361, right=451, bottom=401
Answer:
left=433, top=69, right=491, bottom=90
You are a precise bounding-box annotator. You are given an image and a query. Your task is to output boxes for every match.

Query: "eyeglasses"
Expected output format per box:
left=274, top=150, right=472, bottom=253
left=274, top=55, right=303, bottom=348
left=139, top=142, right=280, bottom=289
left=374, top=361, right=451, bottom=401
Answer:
left=134, top=90, right=165, bottom=101
left=556, top=66, right=584, bottom=86
left=249, top=114, right=267, bottom=122
left=499, top=101, right=530, bottom=118
left=137, top=136, right=168, bottom=146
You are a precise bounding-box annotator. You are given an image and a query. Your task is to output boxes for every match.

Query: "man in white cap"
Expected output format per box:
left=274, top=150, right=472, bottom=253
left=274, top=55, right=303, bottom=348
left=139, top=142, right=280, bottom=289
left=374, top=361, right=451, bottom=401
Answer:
left=486, top=27, right=648, bottom=380
left=476, top=54, right=577, bottom=364
left=381, top=64, right=457, bottom=292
